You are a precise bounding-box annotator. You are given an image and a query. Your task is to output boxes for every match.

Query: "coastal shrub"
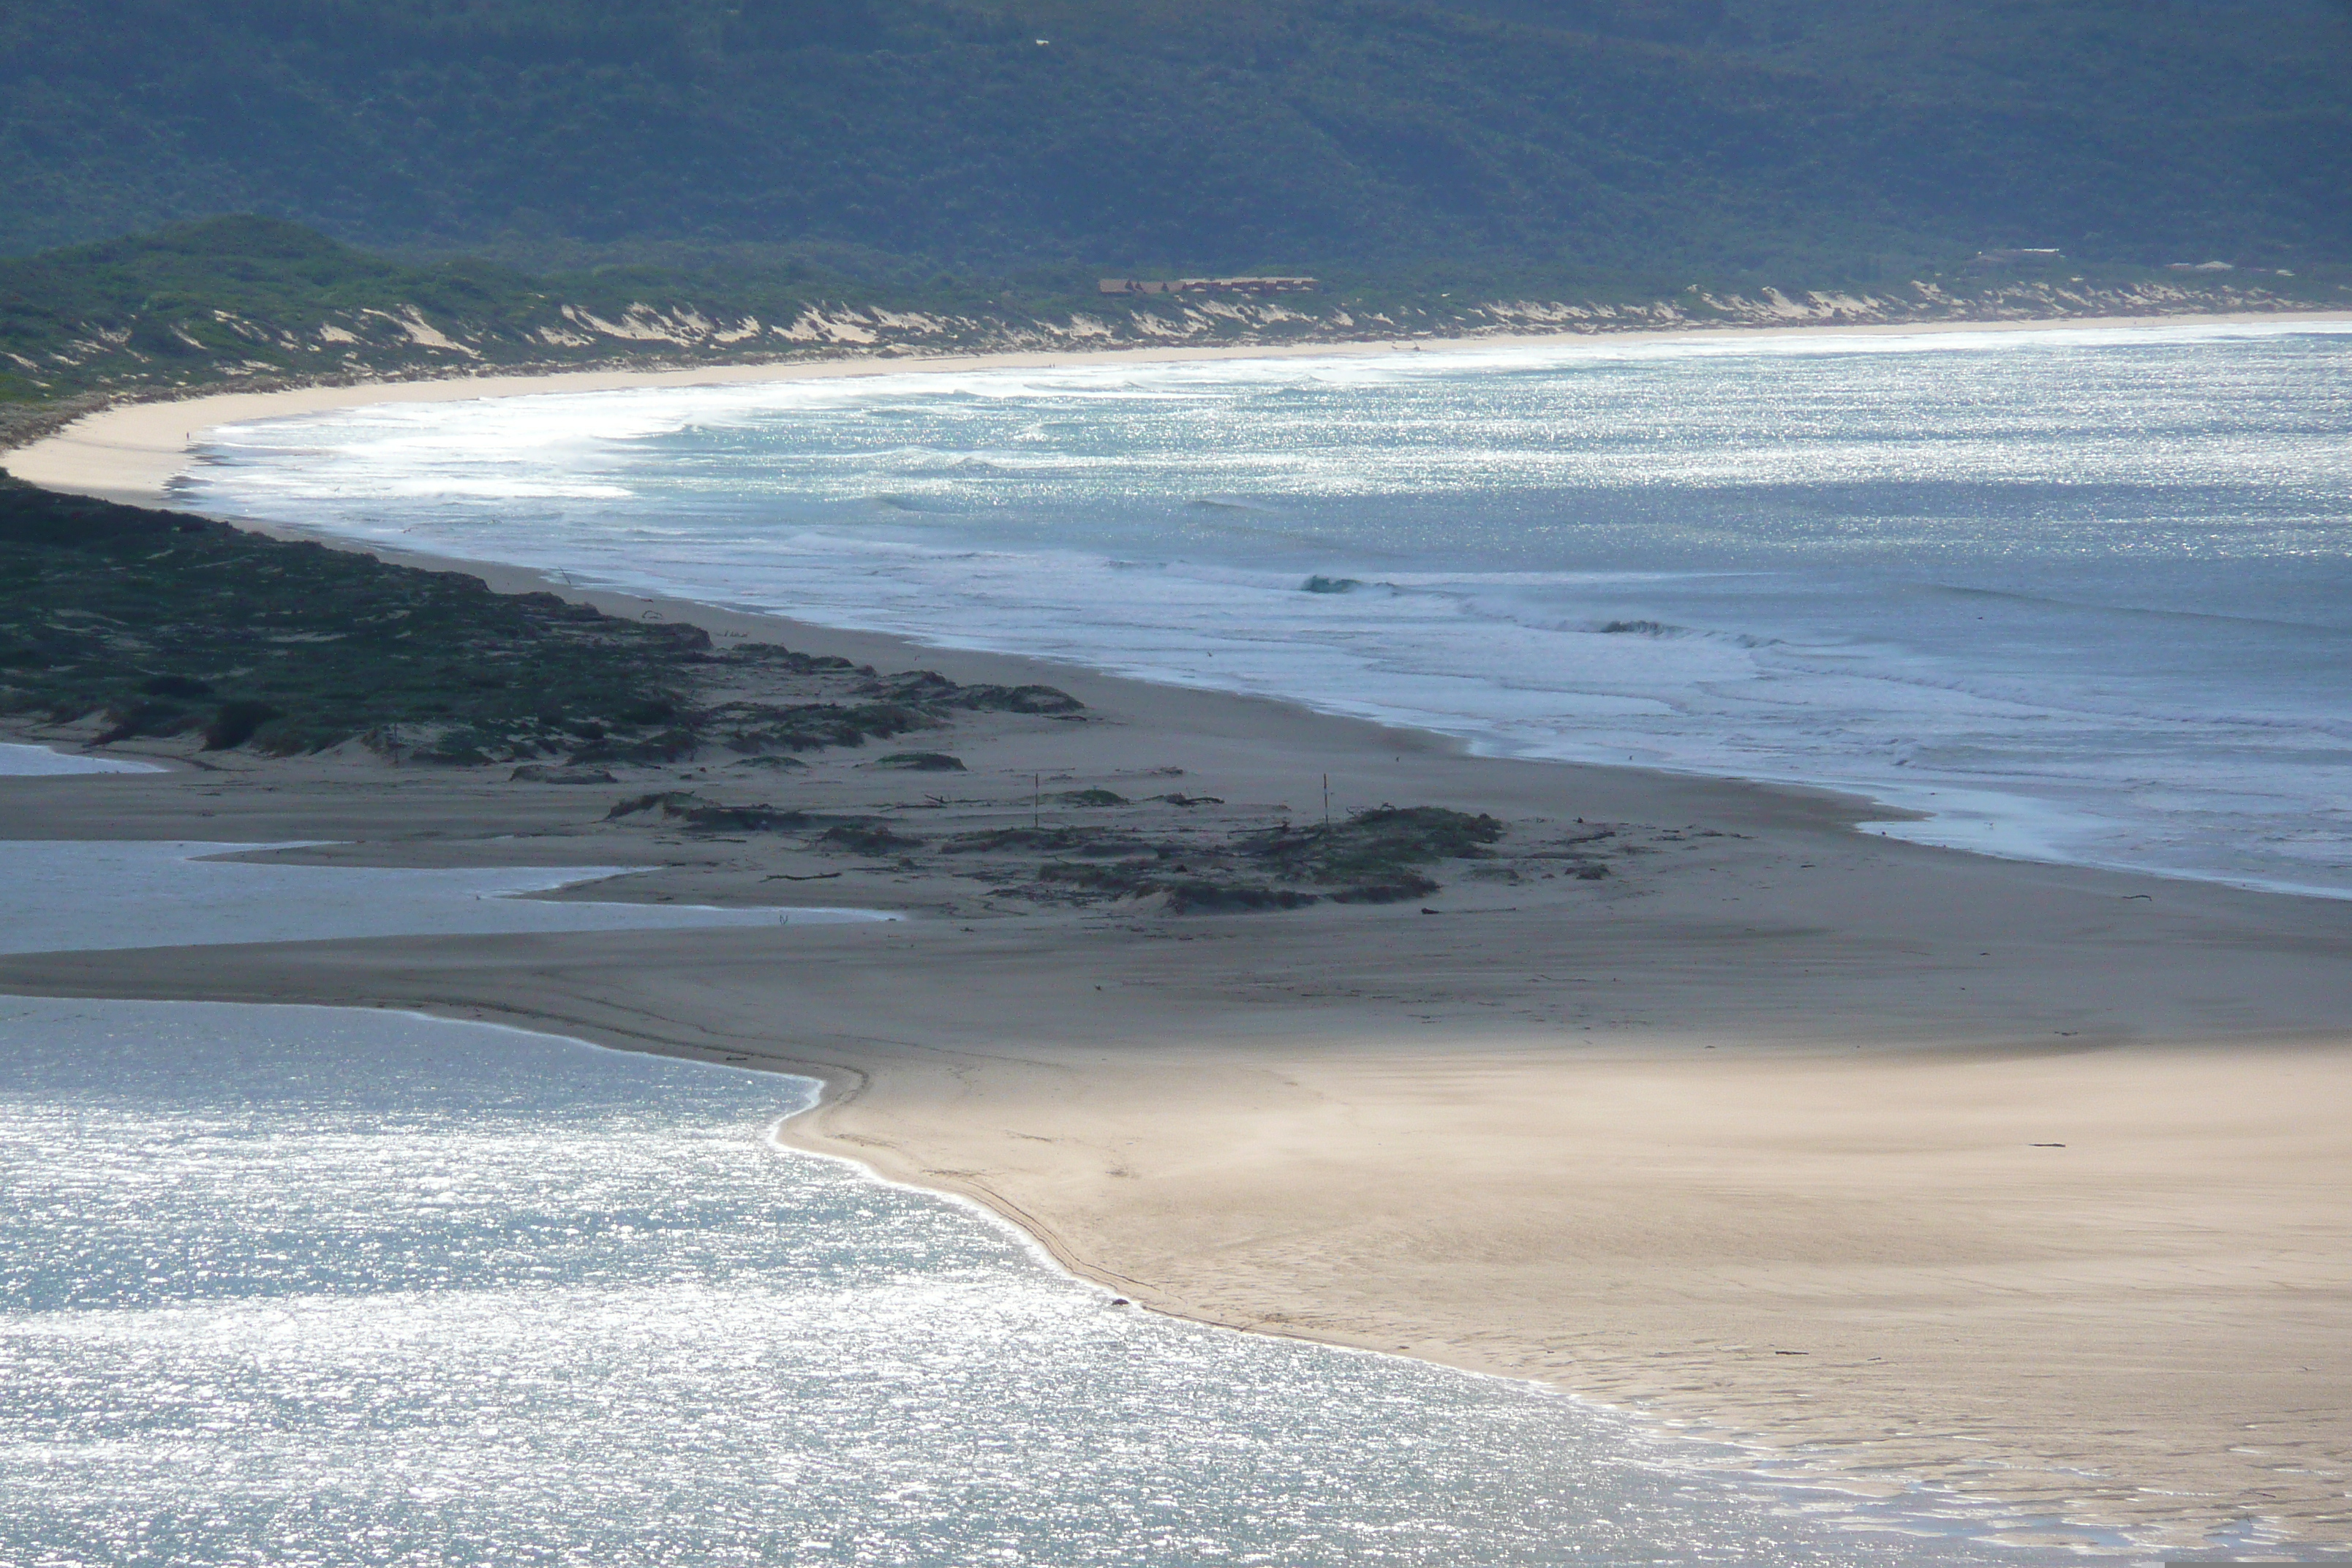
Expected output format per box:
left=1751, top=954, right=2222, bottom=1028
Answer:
left=607, top=791, right=700, bottom=819
left=411, top=725, right=500, bottom=764
left=946, top=826, right=1103, bottom=853
left=875, top=751, right=965, bottom=771
left=0, top=478, right=1078, bottom=766
left=1160, top=881, right=1319, bottom=914
left=1245, top=806, right=1504, bottom=884
left=817, top=822, right=924, bottom=855
left=568, top=726, right=702, bottom=764
left=92, top=700, right=190, bottom=743
left=708, top=699, right=941, bottom=755
left=251, top=716, right=355, bottom=756
left=1327, top=874, right=1440, bottom=904
left=678, top=804, right=815, bottom=833
left=202, top=699, right=281, bottom=750
left=510, top=764, right=617, bottom=783
left=947, top=685, right=1087, bottom=716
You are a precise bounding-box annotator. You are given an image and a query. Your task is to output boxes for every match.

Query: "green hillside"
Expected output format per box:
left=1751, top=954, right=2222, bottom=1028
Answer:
left=4, top=213, right=2326, bottom=426
left=0, top=214, right=1350, bottom=413
left=4, top=0, right=2346, bottom=285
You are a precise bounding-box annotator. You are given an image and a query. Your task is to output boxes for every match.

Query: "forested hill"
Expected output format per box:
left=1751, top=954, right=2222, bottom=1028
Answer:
left=4, top=0, right=2348, bottom=288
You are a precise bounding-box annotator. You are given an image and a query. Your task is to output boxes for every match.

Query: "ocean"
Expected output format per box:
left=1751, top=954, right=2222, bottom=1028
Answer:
left=183, top=322, right=2352, bottom=895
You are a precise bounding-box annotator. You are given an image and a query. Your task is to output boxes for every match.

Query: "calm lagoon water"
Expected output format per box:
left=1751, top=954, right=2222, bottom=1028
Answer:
left=185, top=322, right=2352, bottom=897
left=0, top=840, right=888, bottom=954
left=0, top=998, right=2074, bottom=1566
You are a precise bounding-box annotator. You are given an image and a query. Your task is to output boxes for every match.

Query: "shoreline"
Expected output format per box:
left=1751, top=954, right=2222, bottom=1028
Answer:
left=15, top=302, right=2352, bottom=912
left=2, top=555, right=2348, bottom=1549
left=9, top=305, right=2349, bottom=506
left=5, top=317, right=2351, bottom=1550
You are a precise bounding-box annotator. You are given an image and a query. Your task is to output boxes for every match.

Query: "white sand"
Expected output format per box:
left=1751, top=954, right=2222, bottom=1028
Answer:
left=12, top=310, right=2349, bottom=507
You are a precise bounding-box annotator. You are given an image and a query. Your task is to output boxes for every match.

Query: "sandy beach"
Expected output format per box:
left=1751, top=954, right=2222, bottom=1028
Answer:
left=12, top=306, right=2350, bottom=507
left=5, top=320, right=2351, bottom=1550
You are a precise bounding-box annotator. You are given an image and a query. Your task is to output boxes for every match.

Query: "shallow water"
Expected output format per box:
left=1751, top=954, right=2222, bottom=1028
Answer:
left=0, top=998, right=2077, bottom=1566
left=186, top=322, right=2352, bottom=897
left=0, top=741, right=162, bottom=777
left=0, top=840, right=888, bottom=954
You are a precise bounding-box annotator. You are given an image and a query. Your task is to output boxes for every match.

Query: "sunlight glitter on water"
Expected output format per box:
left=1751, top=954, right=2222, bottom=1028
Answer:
left=0, top=1000, right=2070, bottom=1567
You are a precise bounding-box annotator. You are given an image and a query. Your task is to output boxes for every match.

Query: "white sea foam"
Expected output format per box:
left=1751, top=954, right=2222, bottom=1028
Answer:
left=184, top=323, right=2352, bottom=897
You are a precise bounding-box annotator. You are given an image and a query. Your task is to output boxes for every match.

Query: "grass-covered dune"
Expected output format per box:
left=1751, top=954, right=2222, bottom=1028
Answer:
left=2, top=214, right=2337, bottom=429
left=0, top=475, right=1078, bottom=766
left=0, top=474, right=1524, bottom=913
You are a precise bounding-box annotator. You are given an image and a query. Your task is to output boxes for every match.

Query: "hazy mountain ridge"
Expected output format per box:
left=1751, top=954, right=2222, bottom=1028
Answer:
left=4, top=0, right=2345, bottom=286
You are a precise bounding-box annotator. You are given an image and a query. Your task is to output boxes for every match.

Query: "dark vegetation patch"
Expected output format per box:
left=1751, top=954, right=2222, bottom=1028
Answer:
left=946, top=826, right=1106, bottom=855
left=675, top=804, right=817, bottom=834
left=605, top=791, right=820, bottom=833
left=509, top=764, right=616, bottom=783
left=1242, top=807, right=1504, bottom=883
left=817, top=823, right=926, bottom=856
left=1161, top=883, right=1322, bottom=914
left=1326, top=875, right=1443, bottom=904
left=607, top=791, right=703, bottom=820
left=0, top=478, right=1079, bottom=762
left=876, top=751, right=965, bottom=771
left=606, top=790, right=921, bottom=851
left=1018, top=805, right=1506, bottom=913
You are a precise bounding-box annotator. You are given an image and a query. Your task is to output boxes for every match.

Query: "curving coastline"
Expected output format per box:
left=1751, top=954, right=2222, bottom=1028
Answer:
left=4, top=317, right=2351, bottom=1553
left=12, top=306, right=2351, bottom=506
